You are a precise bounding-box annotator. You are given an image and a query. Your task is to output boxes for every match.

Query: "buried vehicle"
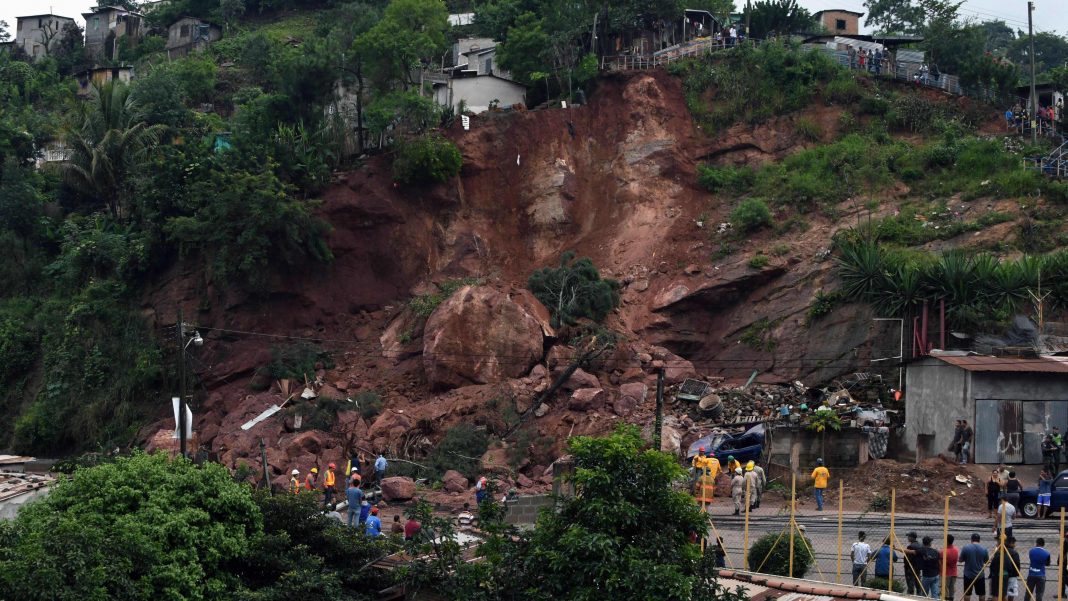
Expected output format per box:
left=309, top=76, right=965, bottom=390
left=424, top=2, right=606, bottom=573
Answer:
left=1019, top=470, right=1068, bottom=518
left=685, top=424, right=765, bottom=465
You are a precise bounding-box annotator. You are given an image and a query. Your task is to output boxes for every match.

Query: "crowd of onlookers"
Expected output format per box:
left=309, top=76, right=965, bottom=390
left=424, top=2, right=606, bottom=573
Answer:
left=847, top=46, right=889, bottom=76
left=1005, top=101, right=1065, bottom=137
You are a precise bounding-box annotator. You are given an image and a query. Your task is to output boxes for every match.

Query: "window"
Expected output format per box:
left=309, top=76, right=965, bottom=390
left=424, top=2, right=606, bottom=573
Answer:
left=836, top=19, right=847, bottom=30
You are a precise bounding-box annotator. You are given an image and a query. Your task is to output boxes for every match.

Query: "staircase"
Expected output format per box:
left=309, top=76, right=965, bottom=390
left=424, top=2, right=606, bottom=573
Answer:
left=1024, top=137, right=1068, bottom=178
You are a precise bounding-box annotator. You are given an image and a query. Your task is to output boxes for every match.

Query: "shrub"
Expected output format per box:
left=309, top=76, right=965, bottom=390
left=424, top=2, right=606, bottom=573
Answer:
left=794, top=116, right=822, bottom=142
left=392, top=133, right=462, bottom=185
left=822, top=74, right=863, bottom=104
left=409, top=277, right=483, bottom=318
left=730, top=198, right=772, bottom=233
left=426, top=423, right=489, bottom=480
left=740, top=317, right=776, bottom=351
left=528, top=252, right=620, bottom=327
left=697, top=164, right=754, bottom=193
left=354, top=390, right=383, bottom=420
left=748, top=530, right=815, bottom=577
left=266, top=342, right=333, bottom=381
left=748, top=254, right=769, bottom=269
left=806, top=290, right=840, bottom=324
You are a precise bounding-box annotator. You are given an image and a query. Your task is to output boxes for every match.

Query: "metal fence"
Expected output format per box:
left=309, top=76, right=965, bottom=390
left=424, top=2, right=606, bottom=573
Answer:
left=697, top=475, right=1068, bottom=601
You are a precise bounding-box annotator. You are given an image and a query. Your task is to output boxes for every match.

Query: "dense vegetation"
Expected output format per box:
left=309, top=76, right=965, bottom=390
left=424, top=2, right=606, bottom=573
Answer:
left=528, top=252, right=621, bottom=327
left=0, top=452, right=388, bottom=600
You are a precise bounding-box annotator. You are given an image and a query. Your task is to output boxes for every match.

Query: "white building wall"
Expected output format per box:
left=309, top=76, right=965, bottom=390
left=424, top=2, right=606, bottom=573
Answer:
left=447, top=77, right=526, bottom=113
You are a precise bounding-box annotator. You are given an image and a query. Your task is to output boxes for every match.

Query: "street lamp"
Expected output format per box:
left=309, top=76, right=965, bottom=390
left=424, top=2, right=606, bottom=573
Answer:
left=176, top=308, right=202, bottom=458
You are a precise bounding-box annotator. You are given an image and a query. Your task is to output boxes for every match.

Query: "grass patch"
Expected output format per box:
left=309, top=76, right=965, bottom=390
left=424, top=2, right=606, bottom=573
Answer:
left=410, top=277, right=484, bottom=318
left=748, top=254, right=769, bottom=269
left=740, top=317, right=777, bottom=351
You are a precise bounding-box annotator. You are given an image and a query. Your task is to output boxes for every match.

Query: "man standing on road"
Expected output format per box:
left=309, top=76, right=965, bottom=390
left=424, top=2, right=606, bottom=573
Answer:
left=850, top=531, right=872, bottom=587
left=1038, top=469, right=1053, bottom=519
left=919, top=536, right=942, bottom=598
left=996, top=496, right=1017, bottom=540
left=748, top=460, right=766, bottom=508
left=1027, top=538, right=1051, bottom=601
left=811, top=458, right=830, bottom=511
left=960, top=533, right=989, bottom=601
left=744, top=463, right=760, bottom=510
left=345, top=479, right=364, bottom=527
left=991, top=537, right=1021, bottom=601
left=942, top=534, right=959, bottom=600
left=730, top=468, right=744, bottom=515
left=903, top=531, right=923, bottom=596
left=1043, top=435, right=1059, bottom=476
left=960, top=420, right=973, bottom=464
left=950, top=420, right=964, bottom=459
left=874, top=536, right=898, bottom=581
left=374, top=454, right=387, bottom=487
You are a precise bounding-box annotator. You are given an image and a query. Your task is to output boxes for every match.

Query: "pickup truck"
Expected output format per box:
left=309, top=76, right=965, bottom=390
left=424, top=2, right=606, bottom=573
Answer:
left=1019, top=470, right=1068, bottom=518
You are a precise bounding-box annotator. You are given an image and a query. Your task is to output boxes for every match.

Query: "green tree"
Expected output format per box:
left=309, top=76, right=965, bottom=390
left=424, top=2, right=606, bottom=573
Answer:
left=0, top=452, right=263, bottom=600
left=519, top=424, right=727, bottom=600
left=392, top=132, right=463, bottom=185
left=60, top=81, right=164, bottom=220
left=747, top=0, right=816, bottom=38
left=355, top=0, right=449, bottom=91
left=163, top=164, right=333, bottom=286
left=1008, top=32, right=1068, bottom=75
left=976, top=20, right=1015, bottom=54
left=527, top=251, right=621, bottom=327
left=862, top=0, right=928, bottom=34
left=497, top=12, right=550, bottom=85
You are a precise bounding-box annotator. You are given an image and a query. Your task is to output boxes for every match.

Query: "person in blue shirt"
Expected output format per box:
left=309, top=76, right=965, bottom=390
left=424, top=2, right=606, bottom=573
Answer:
left=1027, top=538, right=1051, bottom=601
left=374, top=454, right=387, bottom=486
left=1039, top=470, right=1053, bottom=519
left=345, top=482, right=364, bottom=527
left=960, top=533, right=989, bottom=601
left=873, top=536, right=898, bottom=579
left=1006, top=109, right=1015, bottom=131
left=364, top=506, right=383, bottom=537
left=359, top=498, right=371, bottom=525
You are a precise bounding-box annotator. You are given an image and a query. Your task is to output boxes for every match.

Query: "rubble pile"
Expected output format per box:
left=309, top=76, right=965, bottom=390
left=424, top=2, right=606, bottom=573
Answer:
left=843, top=456, right=987, bottom=513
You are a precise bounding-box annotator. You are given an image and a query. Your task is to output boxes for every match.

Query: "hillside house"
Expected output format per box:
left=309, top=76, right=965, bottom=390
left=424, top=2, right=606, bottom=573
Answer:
left=83, top=5, right=145, bottom=61
left=1018, top=83, right=1064, bottom=115
left=14, top=14, right=76, bottom=60
left=813, top=9, right=864, bottom=36
left=166, top=17, right=223, bottom=59
left=434, top=37, right=526, bottom=113
left=75, top=65, right=134, bottom=97
left=905, top=352, right=1068, bottom=464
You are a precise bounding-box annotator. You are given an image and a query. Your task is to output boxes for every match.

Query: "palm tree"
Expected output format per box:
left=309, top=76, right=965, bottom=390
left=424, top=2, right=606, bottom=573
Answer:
left=60, top=81, right=163, bottom=220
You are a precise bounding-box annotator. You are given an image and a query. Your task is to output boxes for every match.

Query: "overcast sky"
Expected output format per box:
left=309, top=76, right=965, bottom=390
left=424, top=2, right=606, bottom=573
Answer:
left=3, top=0, right=1066, bottom=40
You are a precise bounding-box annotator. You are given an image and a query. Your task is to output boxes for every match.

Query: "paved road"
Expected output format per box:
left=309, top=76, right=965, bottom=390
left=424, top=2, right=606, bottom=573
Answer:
left=702, top=503, right=1068, bottom=594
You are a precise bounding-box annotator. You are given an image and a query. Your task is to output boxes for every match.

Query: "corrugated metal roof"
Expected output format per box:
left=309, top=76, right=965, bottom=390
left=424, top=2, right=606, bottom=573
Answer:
left=931, top=354, right=1068, bottom=373
left=0, top=472, right=54, bottom=503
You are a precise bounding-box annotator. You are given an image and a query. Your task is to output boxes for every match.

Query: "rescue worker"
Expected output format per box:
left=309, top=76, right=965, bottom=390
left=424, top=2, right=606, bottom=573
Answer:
left=323, top=462, right=337, bottom=507
left=304, top=467, right=319, bottom=491
left=691, top=447, right=708, bottom=493
left=749, top=460, right=766, bottom=509
left=744, top=462, right=760, bottom=510
left=351, top=467, right=362, bottom=487
left=731, top=467, right=745, bottom=515
left=726, top=455, right=741, bottom=476
left=289, top=469, right=301, bottom=495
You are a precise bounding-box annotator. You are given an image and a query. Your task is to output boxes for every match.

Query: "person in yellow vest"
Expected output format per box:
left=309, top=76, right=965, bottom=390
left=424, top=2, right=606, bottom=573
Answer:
left=305, top=467, right=319, bottom=491
left=725, top=455, right=741, bottom=476
left=812, top=458, right=830, bottom=511
left=691, top=447, right=708, bottom=493
left=323, top=462, right=337, bottom=507
left=290, top=469, right=301, bottom=495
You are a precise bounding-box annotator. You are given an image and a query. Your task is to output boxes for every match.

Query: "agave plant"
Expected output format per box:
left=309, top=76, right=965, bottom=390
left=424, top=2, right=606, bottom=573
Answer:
left=836, top=239, right=889, bottom=302
left=987, top=256, right=1040, bottom=315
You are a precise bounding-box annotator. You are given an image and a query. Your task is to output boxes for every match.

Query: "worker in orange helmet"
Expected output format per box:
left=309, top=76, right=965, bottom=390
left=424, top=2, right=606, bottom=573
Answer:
left=323, top=462, right=337, bottom=507
left=304, top=467, right=319, bottom=491
left=289, top=469, right=301, bottom=495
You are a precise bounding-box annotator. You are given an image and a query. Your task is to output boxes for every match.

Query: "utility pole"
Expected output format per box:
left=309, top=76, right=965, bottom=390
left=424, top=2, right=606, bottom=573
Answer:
left=260, top=438, right=271, bottom=493
left=177, top=307, right=188, bottom=459
left=1028, top=1, right=1037, bottom=145
left=654, top=367, right=665, bottom=450
left=745, top=0, right=751, bottom=43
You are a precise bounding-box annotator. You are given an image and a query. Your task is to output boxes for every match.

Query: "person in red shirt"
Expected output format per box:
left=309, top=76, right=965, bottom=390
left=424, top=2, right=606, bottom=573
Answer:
left=404, top=517, right=422, bottom=541
left=943, top=534, right=960, bottom=600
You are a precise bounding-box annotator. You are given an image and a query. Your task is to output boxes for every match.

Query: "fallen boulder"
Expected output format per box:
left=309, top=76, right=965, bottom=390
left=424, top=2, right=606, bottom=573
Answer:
left=568, top=388, right=605, bottom=411
left=442, top=469, right=469, bottom=493
left=423, top=285, right=554, bottom=390
left=380, top=476, right=417, bottom=502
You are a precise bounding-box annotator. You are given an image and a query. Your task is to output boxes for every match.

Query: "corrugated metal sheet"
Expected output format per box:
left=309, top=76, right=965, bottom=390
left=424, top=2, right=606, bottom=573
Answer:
left=934, top=355, right=1068, bottom=373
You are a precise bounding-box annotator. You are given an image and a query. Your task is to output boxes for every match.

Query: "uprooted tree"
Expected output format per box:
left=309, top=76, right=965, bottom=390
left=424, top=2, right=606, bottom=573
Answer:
left=527, top=251, right=621, bottom=327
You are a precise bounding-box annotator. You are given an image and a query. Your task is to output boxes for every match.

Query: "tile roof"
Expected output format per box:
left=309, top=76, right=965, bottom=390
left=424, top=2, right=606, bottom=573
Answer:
left=0, top=471, right=54, bottom=503
left=718, top=570, right=891, bottom=601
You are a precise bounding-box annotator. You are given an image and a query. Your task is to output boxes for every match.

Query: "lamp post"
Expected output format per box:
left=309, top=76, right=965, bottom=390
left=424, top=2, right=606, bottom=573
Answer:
left=176, top=308, right=202, bottom=458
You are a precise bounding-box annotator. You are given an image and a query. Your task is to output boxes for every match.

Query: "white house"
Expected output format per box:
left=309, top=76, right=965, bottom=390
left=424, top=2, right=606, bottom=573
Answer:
left=433, top=37, right=527, bottom=114
left=14, top=14, right=76, bottom=60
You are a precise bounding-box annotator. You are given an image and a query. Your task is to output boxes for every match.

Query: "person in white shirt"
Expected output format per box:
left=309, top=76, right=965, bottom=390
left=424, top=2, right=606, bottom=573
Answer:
left=851, top=531, right=873, bottom=586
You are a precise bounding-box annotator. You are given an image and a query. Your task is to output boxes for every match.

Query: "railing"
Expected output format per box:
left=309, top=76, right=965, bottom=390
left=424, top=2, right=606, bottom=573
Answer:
left=1024, top=138, right=1068, bottom=178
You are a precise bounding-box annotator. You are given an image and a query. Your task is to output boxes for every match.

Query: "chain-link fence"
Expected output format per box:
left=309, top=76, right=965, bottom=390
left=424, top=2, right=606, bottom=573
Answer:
left=695, top=475, right=1068, bottom=601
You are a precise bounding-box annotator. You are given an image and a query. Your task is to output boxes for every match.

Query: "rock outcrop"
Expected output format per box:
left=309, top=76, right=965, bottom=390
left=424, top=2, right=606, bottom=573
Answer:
left=380, top=476, right=417, bottom=502
left=423, top=285, right=554, bottom=391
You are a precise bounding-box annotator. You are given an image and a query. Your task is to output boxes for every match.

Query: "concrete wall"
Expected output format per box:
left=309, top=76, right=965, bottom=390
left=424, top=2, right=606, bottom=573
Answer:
left=904, top=358, right=970, bottom=459
left=452, top=37, right=494, bottom=67
left=445, top=76, right=526, bottom=113
left=503, top=494, right=555, bottom=525
left=767, top=426, right=868, bottom=475
left=816, top=11, right=861, bottom=35
left=15, top=16, right=75, bottom=59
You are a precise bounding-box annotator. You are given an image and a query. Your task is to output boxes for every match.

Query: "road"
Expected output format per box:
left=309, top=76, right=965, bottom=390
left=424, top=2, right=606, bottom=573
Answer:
left=702, top=502, right=1068, bottom=593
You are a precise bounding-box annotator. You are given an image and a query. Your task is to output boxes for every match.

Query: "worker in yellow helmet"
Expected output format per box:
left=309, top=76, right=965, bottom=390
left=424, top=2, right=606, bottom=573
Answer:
left=323, top=462, right=337, bottom=507
left=748, top=460, right=766, bottom=508
left=304, top=467, right=319, bottom=491
left=289, top=469, right=301, bottom=495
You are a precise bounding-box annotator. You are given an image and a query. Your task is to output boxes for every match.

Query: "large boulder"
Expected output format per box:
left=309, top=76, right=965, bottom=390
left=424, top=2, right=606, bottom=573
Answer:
left=568, top=388, right=605, bottom=411
left=380, top=476, right=417, bottom=502
left=613, top=382, right=647, bottom=417
left=423, top=285, right=554, bottom=390
left=442, top=469, right=469, bottom=493
left=559, top=368, right=600, bottom=391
